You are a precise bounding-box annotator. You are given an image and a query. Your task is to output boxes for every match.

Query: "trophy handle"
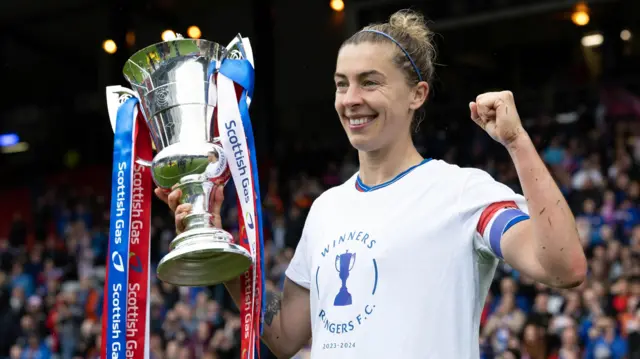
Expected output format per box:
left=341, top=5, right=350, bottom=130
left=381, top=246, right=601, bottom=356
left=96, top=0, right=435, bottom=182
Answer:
left=225, top=34, right=247, bottom=59
left=335, top=255, right=340, bottom=272
left=349, top=253, right=356, bottom=271
left=135, top=158, right=152, bottom=168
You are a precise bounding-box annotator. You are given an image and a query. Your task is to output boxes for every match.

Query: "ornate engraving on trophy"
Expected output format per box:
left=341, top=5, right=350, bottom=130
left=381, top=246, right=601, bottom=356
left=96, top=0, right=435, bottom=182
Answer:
left=228, top=49, right=243, bottom=59
left=155, top=87, right=170, bottom=108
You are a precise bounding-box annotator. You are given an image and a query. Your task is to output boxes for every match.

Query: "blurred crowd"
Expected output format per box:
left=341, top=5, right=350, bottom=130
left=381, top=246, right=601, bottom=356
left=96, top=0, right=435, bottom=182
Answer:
left=0, top=146, right=351, bottom=359
left=0, top=85, right=639, bottom=359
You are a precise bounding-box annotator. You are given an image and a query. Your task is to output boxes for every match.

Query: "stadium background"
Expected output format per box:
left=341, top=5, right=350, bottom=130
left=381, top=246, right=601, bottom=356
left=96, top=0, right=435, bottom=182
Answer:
left=1, top=0, right=640, bottom=358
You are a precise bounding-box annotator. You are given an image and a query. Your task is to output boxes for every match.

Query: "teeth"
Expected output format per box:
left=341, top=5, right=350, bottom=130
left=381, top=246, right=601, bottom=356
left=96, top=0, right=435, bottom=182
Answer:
left=349, top=117, right=374, bottom=126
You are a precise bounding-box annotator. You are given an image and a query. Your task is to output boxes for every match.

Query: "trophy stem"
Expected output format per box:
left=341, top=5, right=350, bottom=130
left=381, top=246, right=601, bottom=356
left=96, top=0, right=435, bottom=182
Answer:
left=183, top=213, right=213, bottom=232
left=173, top=175, right=215, bottom=227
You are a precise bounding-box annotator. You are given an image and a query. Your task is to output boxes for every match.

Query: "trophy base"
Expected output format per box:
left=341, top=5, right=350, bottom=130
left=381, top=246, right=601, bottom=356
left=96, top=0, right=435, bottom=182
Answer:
left=156, top=228, right=252, bottom=287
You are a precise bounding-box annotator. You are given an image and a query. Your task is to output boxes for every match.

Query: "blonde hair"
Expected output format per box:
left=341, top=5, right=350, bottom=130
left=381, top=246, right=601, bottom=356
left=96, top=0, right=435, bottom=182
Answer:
left=343, top=9, right=436, bottom=87
left=341, top=9, right=437, bottom=131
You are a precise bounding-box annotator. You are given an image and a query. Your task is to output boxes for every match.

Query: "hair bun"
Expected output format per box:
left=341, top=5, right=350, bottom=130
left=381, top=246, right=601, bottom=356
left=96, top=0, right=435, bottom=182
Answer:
left=389, top=9, right=430, bottom=42
left=342, top=8, right=436, bottom=87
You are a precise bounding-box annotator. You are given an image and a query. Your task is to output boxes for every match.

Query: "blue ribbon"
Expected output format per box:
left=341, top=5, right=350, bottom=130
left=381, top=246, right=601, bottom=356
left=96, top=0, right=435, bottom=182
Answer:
left=105, top=97, right=137, bottom=358
left=219, top=58, right=266, bottom=341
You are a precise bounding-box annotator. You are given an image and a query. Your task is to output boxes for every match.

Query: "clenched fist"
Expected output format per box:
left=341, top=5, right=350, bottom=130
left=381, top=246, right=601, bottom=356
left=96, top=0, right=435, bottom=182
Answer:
left=469, top=91, right=527, bottom=147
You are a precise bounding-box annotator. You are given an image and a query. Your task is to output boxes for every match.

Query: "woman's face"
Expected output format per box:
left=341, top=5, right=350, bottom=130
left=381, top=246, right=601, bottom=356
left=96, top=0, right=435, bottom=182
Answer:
left=334, top=42, right=427, bottom=152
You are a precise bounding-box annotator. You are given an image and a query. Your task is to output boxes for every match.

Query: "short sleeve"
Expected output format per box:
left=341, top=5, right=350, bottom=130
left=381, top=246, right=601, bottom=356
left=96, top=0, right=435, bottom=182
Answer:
left=458, top=169, right=530, bottom=260
left=285, top=212, right=315, bottom=290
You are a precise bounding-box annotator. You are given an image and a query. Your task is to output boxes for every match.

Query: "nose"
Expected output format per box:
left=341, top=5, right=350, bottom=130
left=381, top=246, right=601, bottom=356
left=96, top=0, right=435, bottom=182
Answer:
left=341, top=84, right=363, bottom=108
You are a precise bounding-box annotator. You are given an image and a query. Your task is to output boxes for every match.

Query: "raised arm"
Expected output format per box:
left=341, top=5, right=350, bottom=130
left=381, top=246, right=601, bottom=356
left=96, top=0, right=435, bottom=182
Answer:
left=469, top=91, right=587, bottom=288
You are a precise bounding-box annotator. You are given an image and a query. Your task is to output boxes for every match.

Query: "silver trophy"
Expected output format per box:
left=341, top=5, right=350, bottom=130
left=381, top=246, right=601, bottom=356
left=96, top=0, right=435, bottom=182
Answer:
left=122, top=36, right=252, bottom=286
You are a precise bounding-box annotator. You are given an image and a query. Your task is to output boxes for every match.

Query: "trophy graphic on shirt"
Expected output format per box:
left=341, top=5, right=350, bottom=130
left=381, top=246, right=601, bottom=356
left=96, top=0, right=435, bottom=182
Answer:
left=334, top=250, right=356, bottom=306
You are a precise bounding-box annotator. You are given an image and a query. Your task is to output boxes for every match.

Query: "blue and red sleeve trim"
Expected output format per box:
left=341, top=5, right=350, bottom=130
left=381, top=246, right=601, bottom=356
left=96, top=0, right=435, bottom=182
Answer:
left=476, top=201, right=530, bottom=258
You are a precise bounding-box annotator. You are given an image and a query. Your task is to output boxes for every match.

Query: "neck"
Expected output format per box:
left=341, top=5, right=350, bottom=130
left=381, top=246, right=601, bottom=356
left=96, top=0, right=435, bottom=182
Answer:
left=357, top=134, right=423, bottom=187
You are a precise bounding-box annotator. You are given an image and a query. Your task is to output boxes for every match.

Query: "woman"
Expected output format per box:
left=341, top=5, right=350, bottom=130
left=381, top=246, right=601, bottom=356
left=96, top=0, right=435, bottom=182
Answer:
left=157, top=9, right=586, bottom=358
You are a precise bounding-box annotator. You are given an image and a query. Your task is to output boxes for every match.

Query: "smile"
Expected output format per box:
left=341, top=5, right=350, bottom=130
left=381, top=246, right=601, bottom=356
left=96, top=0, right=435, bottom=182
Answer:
left=347, top=116, right=377, bottom=129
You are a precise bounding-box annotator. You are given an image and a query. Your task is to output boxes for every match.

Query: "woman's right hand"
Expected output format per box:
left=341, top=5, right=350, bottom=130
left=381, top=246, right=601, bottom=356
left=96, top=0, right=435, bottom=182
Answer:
left=155, top=187, right=192, bottom=234
left=154, top=186, right=225, bottom=234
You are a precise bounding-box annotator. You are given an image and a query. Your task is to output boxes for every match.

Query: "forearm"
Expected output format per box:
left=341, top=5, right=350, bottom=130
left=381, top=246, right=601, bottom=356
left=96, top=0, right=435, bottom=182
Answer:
left=223, top=280, right=299, bottom=358
left=506, top=132, right=586, bottom=285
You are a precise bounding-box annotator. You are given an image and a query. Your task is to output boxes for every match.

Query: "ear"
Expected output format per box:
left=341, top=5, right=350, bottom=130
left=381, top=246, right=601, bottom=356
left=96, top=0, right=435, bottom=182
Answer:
left=409, top=82, right=429, bottom=111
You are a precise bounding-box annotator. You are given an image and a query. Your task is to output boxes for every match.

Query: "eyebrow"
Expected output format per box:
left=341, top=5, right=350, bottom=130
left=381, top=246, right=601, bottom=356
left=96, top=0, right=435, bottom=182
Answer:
left=334, top=70, right=385, bottom=79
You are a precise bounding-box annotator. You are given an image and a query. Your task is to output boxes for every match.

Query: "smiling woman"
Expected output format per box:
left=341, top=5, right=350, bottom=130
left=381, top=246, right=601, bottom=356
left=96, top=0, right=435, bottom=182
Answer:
left=334, top=10, right=436, bottom=152
left=158, top=8, right=585, bottom=359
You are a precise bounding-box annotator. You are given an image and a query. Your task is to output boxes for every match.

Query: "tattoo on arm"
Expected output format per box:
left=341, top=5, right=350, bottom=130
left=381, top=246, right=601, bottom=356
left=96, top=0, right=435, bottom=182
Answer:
left=264, top=291, right=282, bottom=326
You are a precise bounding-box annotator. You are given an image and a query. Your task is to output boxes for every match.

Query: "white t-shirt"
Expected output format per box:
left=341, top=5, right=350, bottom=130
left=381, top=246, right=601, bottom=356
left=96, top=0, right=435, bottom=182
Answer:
left=285, top=159, right=530, bottom=359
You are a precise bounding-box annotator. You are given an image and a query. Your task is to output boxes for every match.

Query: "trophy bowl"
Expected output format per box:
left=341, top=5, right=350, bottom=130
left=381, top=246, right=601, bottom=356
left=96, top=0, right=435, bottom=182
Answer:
left=123, top=38, right=252, bottom=287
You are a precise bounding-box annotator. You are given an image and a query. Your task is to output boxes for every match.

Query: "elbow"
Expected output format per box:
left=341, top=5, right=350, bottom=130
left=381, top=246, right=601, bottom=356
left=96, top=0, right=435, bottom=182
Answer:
left=557, top=269, right=586, bottom=289
left=569, top=247, right=588, bottom=287
left=264, top=336, right=303, bottom=359
left=263, top=344, right=289, bottom=359
left=554, top=251, right=588, bottom=289
left=274, top=347, right=301, bottom=359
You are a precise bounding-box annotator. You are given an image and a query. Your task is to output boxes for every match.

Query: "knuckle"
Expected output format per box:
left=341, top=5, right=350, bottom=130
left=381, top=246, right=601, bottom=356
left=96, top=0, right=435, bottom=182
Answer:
left=177, top=204, right=190, bottom=214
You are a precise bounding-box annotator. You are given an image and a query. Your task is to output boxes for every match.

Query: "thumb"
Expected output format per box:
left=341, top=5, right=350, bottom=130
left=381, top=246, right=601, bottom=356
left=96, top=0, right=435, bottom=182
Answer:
left=211, top=185, right=225, bottom=229
left=469, top=102, right=484, bottom=128
left=469, top=101, right=477, bottom=117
